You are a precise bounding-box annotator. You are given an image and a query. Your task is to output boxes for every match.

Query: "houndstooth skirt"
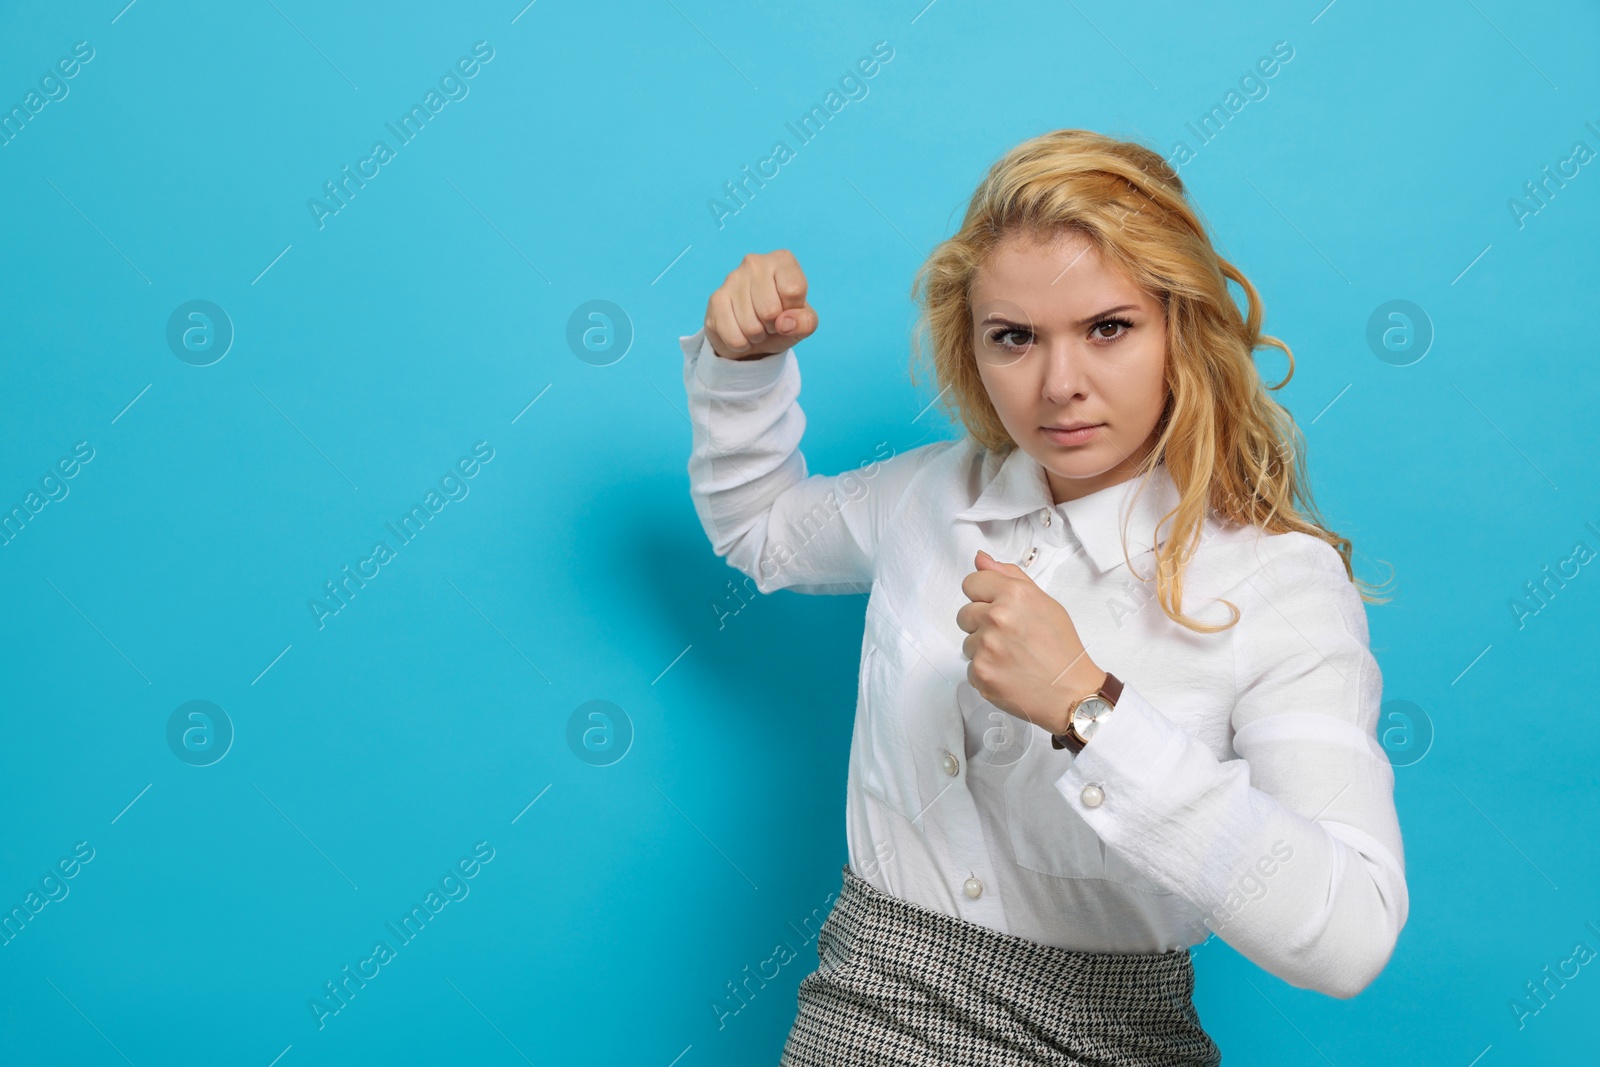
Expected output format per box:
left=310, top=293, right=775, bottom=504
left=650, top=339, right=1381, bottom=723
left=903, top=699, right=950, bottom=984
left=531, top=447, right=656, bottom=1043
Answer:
left=780, top=863, right=1222, bottom=1067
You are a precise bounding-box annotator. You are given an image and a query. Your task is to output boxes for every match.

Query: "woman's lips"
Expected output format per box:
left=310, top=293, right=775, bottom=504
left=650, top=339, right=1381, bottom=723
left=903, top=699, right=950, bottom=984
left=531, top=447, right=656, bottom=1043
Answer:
left=1042, top=424, right=1102, bottom=445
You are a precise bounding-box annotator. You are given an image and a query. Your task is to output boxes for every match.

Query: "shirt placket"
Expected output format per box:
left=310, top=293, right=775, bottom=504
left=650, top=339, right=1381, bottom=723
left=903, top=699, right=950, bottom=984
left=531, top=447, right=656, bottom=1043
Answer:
left=934, top=506, right=1078, bottom=925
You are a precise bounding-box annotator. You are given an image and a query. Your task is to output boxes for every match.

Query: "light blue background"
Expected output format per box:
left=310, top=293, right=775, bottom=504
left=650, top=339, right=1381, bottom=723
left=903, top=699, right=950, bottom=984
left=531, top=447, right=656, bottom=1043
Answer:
left=2, top=0, right=1597, bottom=1064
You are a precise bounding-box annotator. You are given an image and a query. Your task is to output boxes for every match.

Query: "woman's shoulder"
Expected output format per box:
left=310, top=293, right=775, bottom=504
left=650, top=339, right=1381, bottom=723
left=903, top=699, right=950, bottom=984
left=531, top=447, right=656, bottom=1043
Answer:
left=868, top=432, right=985, bottom=500
left=1210, top=521, right=1340, bottom=560
left=1191, top=523, right=1355, bottom=607
left=1207, top=526, right=1369, bottom=647
left=1247, top=527, right=1350, bottom=583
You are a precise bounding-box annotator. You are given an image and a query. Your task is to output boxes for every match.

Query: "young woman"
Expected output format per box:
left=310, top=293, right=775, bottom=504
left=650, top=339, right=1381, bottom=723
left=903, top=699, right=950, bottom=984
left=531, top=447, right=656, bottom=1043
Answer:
left=680, top=128, right=1406, bottom=1066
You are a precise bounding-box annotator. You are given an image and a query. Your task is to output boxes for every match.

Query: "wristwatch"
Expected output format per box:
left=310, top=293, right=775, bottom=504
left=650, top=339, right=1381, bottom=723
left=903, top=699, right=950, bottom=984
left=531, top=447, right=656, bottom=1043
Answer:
left=1051, top=671, right=1123, bottom=753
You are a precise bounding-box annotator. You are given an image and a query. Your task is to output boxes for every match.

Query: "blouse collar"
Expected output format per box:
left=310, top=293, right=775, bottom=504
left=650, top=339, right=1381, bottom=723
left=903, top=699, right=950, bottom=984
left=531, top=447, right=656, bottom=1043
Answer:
left=952, top=442, right=1183, bottom=575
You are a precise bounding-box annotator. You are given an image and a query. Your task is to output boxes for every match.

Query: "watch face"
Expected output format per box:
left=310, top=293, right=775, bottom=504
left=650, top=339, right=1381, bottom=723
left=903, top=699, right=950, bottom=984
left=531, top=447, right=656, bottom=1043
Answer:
left=1073, top=696, right=1111, bottom=739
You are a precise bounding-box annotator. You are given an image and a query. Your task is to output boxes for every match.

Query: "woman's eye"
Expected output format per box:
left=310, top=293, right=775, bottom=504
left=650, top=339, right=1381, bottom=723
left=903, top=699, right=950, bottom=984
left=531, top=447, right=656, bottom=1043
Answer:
left=1092, top=317, right=1134, bottom=341
left=987, top=328, right=1030, bottom=351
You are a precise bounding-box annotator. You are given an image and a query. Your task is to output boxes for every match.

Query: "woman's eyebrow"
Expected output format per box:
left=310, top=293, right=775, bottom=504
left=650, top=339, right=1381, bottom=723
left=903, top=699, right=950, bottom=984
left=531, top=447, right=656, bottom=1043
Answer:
left=1071, top=303, right=1140, bottom=326
left=976, top=303, right=1141, bottom=329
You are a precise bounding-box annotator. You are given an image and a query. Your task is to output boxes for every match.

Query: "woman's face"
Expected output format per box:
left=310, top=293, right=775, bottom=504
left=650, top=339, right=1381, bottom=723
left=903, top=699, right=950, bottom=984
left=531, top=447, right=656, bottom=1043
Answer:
left=970, top=230, right=1170, bottom=504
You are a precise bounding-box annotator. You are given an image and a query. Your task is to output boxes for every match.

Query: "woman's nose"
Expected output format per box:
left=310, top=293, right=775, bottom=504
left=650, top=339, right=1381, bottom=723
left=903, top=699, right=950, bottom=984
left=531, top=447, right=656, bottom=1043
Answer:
left=1041, top=343, right=1090, bottom=402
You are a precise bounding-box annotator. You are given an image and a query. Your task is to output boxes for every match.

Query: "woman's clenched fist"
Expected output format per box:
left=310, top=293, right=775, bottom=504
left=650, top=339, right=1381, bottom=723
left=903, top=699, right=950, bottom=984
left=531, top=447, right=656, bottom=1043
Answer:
left=703, top=249, right=819, bottom=361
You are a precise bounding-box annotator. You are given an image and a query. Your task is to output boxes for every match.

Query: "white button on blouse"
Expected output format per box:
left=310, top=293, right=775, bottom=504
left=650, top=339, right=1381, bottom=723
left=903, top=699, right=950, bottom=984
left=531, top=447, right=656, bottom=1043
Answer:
left=681, top=328, right=1408, bottom=1000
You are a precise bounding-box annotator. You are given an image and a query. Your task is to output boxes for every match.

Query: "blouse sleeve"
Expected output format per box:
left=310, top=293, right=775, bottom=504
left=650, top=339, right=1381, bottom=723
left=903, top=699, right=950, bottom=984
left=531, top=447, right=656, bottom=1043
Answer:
left=1052, top=532, right=1408, bottom=999
left=681, top=327, right=956, bottom=596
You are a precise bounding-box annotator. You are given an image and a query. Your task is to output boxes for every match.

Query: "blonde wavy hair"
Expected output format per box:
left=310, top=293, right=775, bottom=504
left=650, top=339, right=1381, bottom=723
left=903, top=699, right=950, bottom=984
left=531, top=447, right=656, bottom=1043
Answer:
left=909, top=127, right=1392, bottom=633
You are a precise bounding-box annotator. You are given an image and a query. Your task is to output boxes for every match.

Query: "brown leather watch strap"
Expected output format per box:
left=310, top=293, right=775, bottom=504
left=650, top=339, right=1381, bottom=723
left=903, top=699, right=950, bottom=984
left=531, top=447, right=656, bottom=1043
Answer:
left=1100, top=671, right=1123, bottom=705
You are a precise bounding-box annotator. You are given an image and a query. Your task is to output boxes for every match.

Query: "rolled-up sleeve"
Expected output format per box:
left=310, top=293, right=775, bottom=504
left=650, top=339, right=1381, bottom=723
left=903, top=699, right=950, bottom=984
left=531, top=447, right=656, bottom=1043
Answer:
left=681, top=327, right=956, bottom=596
left=1053, top=534, right=1408, bottom=999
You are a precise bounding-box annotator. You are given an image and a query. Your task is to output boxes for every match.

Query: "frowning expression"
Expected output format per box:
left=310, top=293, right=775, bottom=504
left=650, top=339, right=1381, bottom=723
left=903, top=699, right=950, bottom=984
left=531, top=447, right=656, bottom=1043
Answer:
left=970, top=229, right=1169, bottom=503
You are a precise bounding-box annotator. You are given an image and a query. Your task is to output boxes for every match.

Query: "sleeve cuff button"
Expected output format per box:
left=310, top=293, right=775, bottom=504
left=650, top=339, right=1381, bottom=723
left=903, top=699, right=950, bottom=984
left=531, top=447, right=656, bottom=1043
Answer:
left=1080, top=783, right=1104, bottom=808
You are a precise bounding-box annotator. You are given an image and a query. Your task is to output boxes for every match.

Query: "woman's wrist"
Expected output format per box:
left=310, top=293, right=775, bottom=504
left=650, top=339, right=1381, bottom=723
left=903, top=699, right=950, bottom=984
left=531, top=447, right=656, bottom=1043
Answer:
left=713, top=347, right=781, bottom=362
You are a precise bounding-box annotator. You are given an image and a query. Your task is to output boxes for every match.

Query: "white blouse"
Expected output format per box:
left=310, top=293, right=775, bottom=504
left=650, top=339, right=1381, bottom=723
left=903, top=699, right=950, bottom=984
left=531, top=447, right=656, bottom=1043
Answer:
left=680, top=327, right=1408, bottom=999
